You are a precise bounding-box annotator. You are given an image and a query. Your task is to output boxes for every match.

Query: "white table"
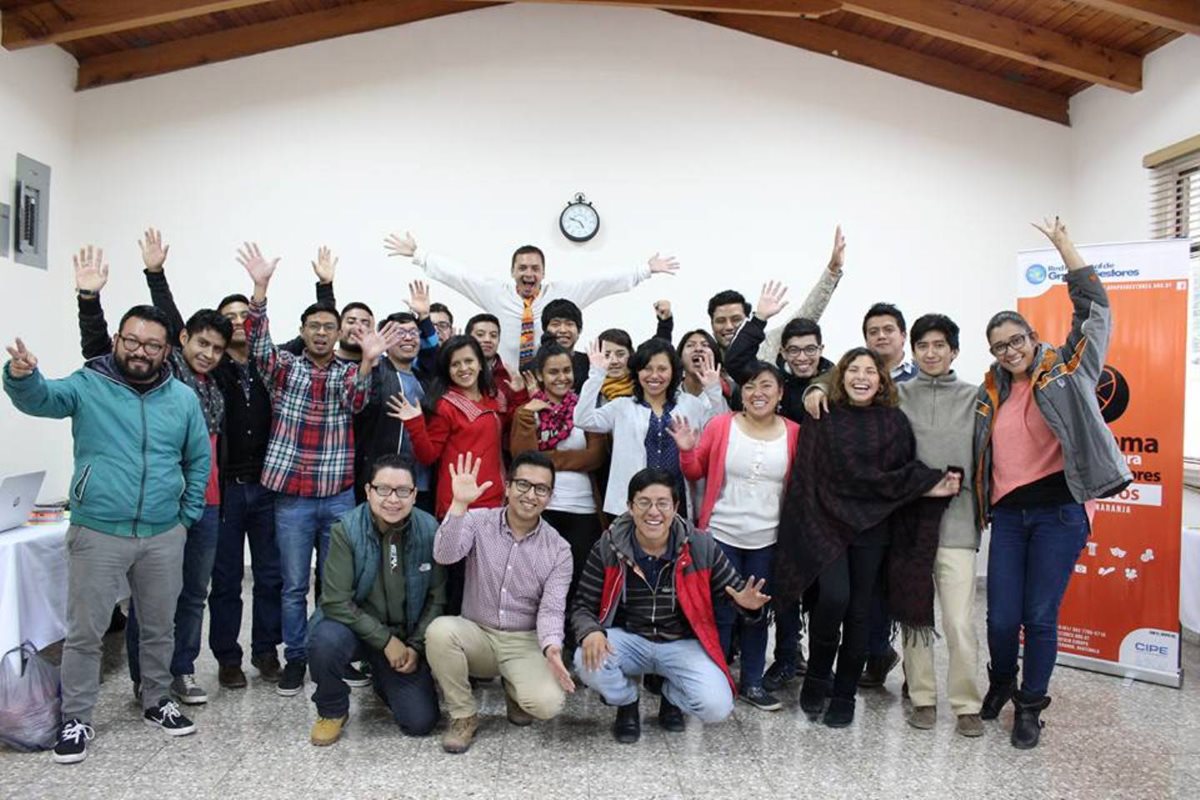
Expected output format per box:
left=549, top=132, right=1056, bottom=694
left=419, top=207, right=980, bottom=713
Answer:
left=1182, top=527, right=1200, bottom=633
left=0, top=521, right=70, bottom=669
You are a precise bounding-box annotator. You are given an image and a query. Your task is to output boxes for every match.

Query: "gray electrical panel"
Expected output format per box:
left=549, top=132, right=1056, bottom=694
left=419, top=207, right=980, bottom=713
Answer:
left=14, top=154, right=50, bottom=270
left=0, top=203, right=9, bottom=258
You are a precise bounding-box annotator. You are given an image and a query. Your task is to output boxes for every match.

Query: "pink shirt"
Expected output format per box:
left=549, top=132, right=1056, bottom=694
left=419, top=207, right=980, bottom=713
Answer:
left=990, top=378, right=1064, bottom=505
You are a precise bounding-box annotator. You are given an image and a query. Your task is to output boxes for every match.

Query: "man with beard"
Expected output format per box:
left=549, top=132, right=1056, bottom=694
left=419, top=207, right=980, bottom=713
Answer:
left=5, top=304, right=211, bottom=764
left=385, top=232, right=680, bottom=371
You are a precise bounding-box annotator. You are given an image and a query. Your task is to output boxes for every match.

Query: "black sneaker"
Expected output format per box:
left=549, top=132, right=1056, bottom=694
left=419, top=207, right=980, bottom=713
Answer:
left=277, top=660, right=306, bottom=696
left=52, top=718, right=94, bottom=764
left=343, top=662, right=371, bottom=688
left=143, top=699, right=196, bottom=736
left=251, top=651, right=282, bottom=683
left=762, top=660, right=797, bottom=693
left=739, top=685, right=783, bottom=712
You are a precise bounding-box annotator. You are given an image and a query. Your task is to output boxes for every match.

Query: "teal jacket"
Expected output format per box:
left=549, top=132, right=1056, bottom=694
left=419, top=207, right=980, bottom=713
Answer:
left=311, top=503, right=445, bottom=653
left=3, top=355, right=210, bottom=536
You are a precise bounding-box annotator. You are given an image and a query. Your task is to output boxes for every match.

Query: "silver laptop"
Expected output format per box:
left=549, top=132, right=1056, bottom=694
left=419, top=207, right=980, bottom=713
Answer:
left=0, top=471, right=46, bottom=532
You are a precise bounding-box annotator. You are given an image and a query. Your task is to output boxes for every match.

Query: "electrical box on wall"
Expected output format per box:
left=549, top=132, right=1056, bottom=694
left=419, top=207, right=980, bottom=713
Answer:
left=0, top=203, right=9, bottom=258
left=14, top=154, right=50, bottom=270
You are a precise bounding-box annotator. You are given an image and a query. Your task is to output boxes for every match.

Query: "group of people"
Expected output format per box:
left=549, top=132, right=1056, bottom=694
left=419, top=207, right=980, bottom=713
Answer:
left=2, top=216, right=1130, bottom=766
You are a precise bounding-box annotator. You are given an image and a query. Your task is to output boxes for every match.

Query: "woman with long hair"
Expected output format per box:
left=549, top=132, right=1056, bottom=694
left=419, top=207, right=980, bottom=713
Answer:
left=974, top=217, right=1131, bottom=749
left=775, top=347, right=959, bottom=728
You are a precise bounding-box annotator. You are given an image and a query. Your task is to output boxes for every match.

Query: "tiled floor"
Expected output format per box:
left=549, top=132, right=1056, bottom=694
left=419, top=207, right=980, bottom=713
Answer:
left=2, top=584, right=1198, bottom=800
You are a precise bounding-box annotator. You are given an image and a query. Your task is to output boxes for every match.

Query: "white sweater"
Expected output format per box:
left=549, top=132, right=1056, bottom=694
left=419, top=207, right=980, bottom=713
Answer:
left=574, top=366, right=727, bottom=516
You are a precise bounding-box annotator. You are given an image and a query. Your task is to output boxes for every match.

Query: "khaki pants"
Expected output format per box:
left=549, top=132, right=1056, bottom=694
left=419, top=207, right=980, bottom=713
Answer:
left=424, top=616, right=565, bottom=720
left=902, top=547, right=982, bottom=715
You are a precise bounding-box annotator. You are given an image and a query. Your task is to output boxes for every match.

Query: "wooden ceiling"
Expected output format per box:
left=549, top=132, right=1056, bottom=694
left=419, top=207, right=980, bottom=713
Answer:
left=2, top=1, right=1196, bottom=124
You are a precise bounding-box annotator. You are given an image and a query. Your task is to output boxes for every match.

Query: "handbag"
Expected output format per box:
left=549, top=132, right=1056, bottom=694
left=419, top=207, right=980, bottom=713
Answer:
left=0, top=641, right=62, bottom=751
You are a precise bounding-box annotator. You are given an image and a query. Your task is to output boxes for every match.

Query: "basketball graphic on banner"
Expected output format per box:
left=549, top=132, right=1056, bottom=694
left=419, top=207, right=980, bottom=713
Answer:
left=1096, top=364, right=1130, bottom=424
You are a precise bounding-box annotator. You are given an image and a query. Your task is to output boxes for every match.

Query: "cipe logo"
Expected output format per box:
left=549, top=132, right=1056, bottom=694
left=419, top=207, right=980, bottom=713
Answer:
left=1025, top=264, right=1048, bottom=285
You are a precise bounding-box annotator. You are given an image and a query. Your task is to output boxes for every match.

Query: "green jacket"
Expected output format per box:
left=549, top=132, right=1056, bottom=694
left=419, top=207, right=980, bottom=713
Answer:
left=3, top=355, right=210, bottom=535
left=313, top=503, right=445, bottom=653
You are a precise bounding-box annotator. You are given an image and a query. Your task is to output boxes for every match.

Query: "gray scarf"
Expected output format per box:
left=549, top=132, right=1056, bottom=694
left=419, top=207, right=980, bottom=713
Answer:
left=171, top=350, right=225, bottom=435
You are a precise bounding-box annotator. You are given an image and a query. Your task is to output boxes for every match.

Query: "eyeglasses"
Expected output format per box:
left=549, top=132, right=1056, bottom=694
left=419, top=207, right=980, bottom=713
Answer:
left=117, top=335, right=166, bottom=356
left=989, top=333, right=1028, bottom=357
left=512, top=479, right=552, bottom=499
left=394, top=328, right=420, bottom=341
left=433, top=321, right=453, bottom=332
left=631, top=498, right=675, bottom=513
left=783, top=345, right=821, bottom=358
left=304, top=322, right=338, bottom=334
left=370, top=485, right=415, bottom=499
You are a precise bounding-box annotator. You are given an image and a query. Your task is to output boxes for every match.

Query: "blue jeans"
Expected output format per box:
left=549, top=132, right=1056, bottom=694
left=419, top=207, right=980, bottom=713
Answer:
left=574, top=628, right=734, bottom=723
left=714, top=542, right=773, bottom=690
left=209, top=481, right=282, bottom=665
left=275, top=489, right=355, bottom=663
left=127, top=505, right=221, bottom=682
left=986, top=503, right=1090, bottom=697
left=308, top=619, right=439, bottom=734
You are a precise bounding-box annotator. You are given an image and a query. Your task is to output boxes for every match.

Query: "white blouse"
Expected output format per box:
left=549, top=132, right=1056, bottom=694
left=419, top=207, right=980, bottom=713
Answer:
left=707, top=423, right=789, bottom=550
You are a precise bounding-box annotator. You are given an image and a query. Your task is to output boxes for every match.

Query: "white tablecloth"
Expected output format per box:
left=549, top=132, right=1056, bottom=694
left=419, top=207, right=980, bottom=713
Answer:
left=1182, top=527, right=1200, bottom=633
left=0, top=521, right=71, bottom=668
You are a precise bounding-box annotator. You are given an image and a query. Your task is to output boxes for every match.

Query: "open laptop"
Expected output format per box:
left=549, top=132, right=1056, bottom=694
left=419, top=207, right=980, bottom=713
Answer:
left=0, top=471, right=46, bottom=533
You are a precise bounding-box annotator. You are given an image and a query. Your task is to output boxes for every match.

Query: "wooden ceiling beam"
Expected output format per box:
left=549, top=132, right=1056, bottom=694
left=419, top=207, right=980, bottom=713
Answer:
left=75, top=0, right=495, bottom=90
left=1071, top=0, right=1200, bottom=37
left=2, top=1, right=277, bottom=50
left=679, top=11, right=1070, bottom=124
left=452, top=0, right=840, bottom=18
left=840, top=0, right=1142, bottom=92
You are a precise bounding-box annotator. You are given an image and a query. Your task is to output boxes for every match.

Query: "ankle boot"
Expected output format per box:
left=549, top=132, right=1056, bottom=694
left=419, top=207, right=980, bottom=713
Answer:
left=612, top=701, right=641, bottom=744
left=799, top=674, right=832, bottom=716
left=980, top=665, right=1017, bottom=720
left=1010, top=690, right=1051, bottom=749
left=822, top=696, right=856, bottom=728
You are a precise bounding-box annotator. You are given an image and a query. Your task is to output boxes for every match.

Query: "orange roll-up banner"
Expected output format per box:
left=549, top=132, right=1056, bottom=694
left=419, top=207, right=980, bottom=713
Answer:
left=1017, top=239, right=1190, bottom=687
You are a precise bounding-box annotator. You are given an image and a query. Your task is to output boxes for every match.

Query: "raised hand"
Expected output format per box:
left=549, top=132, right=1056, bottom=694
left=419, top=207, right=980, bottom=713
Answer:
left=385, top=390, right=423, bottom=422
left=405, top=280, right=431, bottom=319
left=448, top=451, right=494, bottom=507
left=73, top=246, right=109, bottom=294
left=580, top=631, right=615, bottom=673
left=803, top=387, right=829, bottom=420
left=361, top=320, right=404, bottom=364
left=587, top=339, right=607, bottom=371
left=725, top=575, right=772, bottom=610
left=755, top=280, right=789, bottom=320
left=1032, top=216, right=1086, bottom=272
left=311, top=245, right=338, bottom=284
left=384, top=231, right=417, bottom=258
left=827, top=225, right=845, bottom=273
left=521, top=370, right=541, bottom=393
left=139, top=228, right=169, bottom=272
left=667, top=417, right=699, bottom=452
left=5, top=338, right=37, bottom=378
left=647, top=252, right=680, bottom=275
left=236, top=242, right=279, bottom=291
left=545, top=645, right=576, bottom=693
left=697, top=349, right=721, bottom=389
left=653, top=300, right=672, bottom=320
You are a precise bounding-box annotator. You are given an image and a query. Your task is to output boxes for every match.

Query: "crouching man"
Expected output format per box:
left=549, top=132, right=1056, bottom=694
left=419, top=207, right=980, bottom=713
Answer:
left=571, top=468, right=771, bottom=743
left=307, top=454, right=445, bottom=745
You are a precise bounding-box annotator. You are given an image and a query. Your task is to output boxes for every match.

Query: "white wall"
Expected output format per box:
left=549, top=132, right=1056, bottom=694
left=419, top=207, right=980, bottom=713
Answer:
left=6, top=3, right=1081, bottom=498
left=0, top=44, right=78, bottom=499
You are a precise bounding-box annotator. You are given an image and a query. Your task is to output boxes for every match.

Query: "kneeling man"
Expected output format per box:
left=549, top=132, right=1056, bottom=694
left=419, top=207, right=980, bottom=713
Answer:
left=308, top=454, right=445, bottom=745
left=571, top=467, right=770, bottom=742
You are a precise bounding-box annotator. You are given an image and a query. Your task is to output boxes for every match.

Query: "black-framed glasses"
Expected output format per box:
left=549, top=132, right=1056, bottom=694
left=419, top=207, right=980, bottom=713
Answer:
left=370, top=484, right=415, bottom=499
left=783, top=345, right=821, bottom=358
left=512, top=479, right=552, bottom=498
left=433, top=321, right=453, bottom=332
left=989, top=333, right=1028, bottom=357
left=116, top=335, right=166, bottom=356
left=631, top=498, right=675, bottom=513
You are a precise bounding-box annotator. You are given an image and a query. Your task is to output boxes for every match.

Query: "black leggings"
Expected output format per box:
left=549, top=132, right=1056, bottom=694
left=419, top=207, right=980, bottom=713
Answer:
left=806, top=527, right=889, bottom=699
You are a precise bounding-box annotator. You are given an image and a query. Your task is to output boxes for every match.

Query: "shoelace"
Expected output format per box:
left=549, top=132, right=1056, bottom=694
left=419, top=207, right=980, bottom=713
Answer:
left=157, top=701, right=183, bottom=724
left=179, top=675, right=199, bottom=691
left=60, top=720, right=95, bottom=745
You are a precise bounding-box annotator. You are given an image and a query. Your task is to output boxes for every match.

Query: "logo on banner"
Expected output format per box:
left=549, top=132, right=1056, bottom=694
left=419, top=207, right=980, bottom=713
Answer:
left=1096, top=365, right=1130, bottom=423
left=1119, top=628, right=1179, bottom=674
left=1025, top=264, right=1048, bottom=285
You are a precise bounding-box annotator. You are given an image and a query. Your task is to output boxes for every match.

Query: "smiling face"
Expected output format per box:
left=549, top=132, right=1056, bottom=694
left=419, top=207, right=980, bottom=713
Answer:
left=913, top=330, right=956, bottom=378
left=546, top=317, right=580, bottom=350
left=538, top=353, right=574, bottom=402
left=629, top=483, right=677, bottom=551
left=506, top=464, right=553, bottom=527
left=842, top=354, right=882, bottom=407
left=988, top=321, right=1038, bottom=376
left=179, top=327, right=228, bottom=375
left=339, top=307, right=374, bottom=352
left=367, top=466, right=416, bottom=527
left=301, top=311, right=339, bottom=359
left=447, top=345, right=481, bottom=391
left=680, top=333, right=714, bottom=378
left=782, top=334, right=823, bottom=378
left=114, top=318, right=169, bottom=383
left=469, top=321, right=501, bottom=361
left=600, top=340, right=630, bottom=379
left=740, top=371, right=783, bottom=421
left=512, top=253, right=545, bottom=299
left=864, top=314, right=906, bottom=366
left=219, top=301, right=249, bottom=346
left=710, top=303, right=746, bottom=348
left=637, top=352, right=673, bottom=401
left=386, top=320, right=421, bottom=364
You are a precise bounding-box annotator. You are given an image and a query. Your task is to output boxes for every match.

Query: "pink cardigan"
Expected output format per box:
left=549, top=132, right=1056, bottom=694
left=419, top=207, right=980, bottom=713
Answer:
left=679, top=412, right=800, bottom=531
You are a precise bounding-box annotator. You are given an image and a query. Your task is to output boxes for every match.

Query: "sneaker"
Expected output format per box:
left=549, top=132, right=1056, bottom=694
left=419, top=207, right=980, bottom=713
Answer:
left=310, top=714, right=348, bottom=746
left=738, top=685, right=783, bottom=712
left=144, top=699, right=197, bottom=736
left=762, top=660, right=797, bottom=693
left=276, top=660, right=306, bottom=696
left=908, top=705, right=937, bottom=730
left=956, top=713, right=985, bottom=738
left=170, top=674, right=208, bottom=705
left=859, top=647, right=900, bottom=688
left=218, top=664, right=247, bottom=689
left=52, top=718, right=94, bottom=764
left=251, top=651, right=282, bottom=683
left=343, top=662, right=371, bottom=689
left=442, top=715, right=479, bottom=754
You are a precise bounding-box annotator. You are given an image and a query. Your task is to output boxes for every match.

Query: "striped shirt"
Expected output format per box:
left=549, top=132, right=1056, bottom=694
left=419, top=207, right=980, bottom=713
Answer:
left=248, top=298, right=371, bottom=497
left=434, top=506, right=572, bottom=651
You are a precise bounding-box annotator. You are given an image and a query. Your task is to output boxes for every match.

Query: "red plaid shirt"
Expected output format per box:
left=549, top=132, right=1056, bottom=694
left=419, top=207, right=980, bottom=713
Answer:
left=248, top=298, right=371, bottom=497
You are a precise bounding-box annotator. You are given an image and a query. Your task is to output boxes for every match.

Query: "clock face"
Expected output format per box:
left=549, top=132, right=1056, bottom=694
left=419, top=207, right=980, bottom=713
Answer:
left=560, top=202, right=600, bottom=242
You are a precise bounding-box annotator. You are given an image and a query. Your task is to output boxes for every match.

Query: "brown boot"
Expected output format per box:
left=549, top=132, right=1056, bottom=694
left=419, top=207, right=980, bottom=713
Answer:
left=442, top=715, right=479, bottom=754
left=504, top=680, right=535, bottom=726
left=310, top=714, right=347, bottom=746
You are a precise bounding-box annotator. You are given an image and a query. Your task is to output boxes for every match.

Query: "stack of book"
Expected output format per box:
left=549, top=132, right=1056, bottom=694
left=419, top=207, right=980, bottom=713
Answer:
left=28, top=498, right=68, bottom=525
